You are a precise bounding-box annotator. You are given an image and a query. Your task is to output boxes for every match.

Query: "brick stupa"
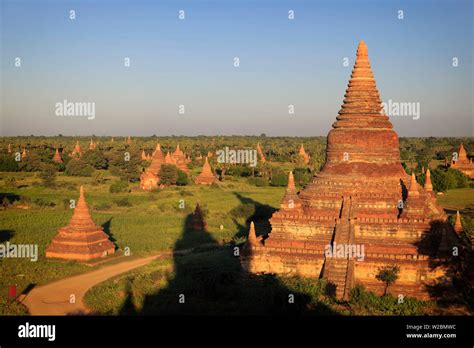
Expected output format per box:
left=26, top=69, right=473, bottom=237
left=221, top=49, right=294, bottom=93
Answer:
left=46, top=186, right=115, bottom=261
left=53, top=148, right=63, bottom=163
left=195, top=157, right=217, bottom=185
left=241, top=40, right=452, bottom=300
left=70, top=141, right=82, bottom=158
left=451, top=144, right=474, bottom=178
left=140, top=143, right=163, bottom=190
left=299, top=144, right=311, bottom=164
left=257, top=143, right=266, bottom=163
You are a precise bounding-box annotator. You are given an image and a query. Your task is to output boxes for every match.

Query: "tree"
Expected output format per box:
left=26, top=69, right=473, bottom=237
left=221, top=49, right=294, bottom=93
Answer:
left=38, top=164, right=57, bottom=187
left=109, top=180, right=129, bottom=193
left=82, top=150, right=108, bottom=169
left=376, top=265, right=400, bottom=296
left=176, top=169, right=189, bottom=186
left=65, top=159, right=94, bottom=176
left=159, top=164, right=178, bottom=185
left=0, top=155, right=19, bottom=172
left=270, top=168, right=288, bottom=187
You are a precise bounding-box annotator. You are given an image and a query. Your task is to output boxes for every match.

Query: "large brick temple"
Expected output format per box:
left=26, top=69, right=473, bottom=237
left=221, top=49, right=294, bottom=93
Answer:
left=241, top=40, right=456, bottom=300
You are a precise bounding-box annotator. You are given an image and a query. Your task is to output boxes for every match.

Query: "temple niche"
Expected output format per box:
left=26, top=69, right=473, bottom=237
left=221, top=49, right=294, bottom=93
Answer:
left=241, top=40, right=456, bottom=300
left=451, top=143, right=474, bottom=178
left=46, top=186, right=115, bottom=261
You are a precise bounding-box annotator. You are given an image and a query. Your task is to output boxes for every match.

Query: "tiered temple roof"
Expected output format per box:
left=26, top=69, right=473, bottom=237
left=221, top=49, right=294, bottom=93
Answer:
left=46, top=186, right=115, bottom=260
left=451, top=144, right=474, bottom=178
left=195, top=157, right=217, bottom=185
left=241, top=40, right=452, bottom=300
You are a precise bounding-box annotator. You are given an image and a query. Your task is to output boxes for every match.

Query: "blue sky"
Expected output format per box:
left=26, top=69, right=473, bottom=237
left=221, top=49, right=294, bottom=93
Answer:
left=1, top=0, right=472, bottom=136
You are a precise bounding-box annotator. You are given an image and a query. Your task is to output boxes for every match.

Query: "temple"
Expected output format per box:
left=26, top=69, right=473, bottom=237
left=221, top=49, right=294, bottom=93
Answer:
left=299, top=144, right=311, bottom=164
left=53, top=148, right=63, bottom=163
left=241, top=40, right=454, bottom=300
left=257, top=143, right=266, bottom=163
left=140, top=143, right=190, bottom=190
left=451, top=144, right=474, bottom=178
left=195, top=157, right=217, bottom=185
left=70, top=141, right=82, bottom=158
left=46, top=186, right=115, bottom=261
left=89, top=139, right=97, bottom=150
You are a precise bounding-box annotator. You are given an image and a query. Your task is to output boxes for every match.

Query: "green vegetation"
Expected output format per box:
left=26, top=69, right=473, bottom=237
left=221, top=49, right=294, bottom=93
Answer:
left=0, top=135, right=473, bottom=316
left=376, top=265, right=401, bottom=296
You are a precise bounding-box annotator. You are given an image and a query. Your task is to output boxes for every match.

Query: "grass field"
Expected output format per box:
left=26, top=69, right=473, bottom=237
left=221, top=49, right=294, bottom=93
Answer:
left=1, top=171, right=473, bottom=315
left=0, top=171, right=285, bottom=314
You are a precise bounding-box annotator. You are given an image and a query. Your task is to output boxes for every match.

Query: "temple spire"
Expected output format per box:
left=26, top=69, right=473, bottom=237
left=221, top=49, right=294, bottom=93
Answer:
left=424, top=169, right=433, bottom=192
left=287, top=171, right=295, bottom=192
left=46, top=185, right=115, bottom=260
left=454, top=210, right=463, bottom=234
left=335, top=40, right=387, bottom=125
left=195, top=157, right=217, bottom=185
left=408, top=172, right=419, bottom=197
left=248, top=221, right=257, bottom=244
left=53, top=148, right=63, bottom=163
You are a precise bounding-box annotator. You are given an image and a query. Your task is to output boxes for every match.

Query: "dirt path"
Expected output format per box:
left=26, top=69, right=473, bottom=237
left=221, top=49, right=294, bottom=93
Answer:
left=21, top=254, right=166, bottom=315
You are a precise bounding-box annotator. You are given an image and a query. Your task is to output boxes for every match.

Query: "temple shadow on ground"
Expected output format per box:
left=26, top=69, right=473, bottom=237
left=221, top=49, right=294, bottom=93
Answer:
left=117, top=208, right=339, bottom=316
left=0, top=193, right=21, bottom=208
left=0, top=229, right=15, bottom=243
left=231, top=192, right=277, bottom=240
left=415, top=220, right=474, bottom=312
left=102, top=218, right=117, bottom=246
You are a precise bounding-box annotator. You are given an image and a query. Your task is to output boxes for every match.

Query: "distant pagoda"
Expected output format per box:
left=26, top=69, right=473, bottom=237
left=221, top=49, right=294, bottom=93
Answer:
left=70, top=141, right=82, bottom=158
left=53, top=148, right=63, bottom=163
left=299, top=144, right=311, bottom=164
left=140, top=143, right=163, bottom=190
left=195, top=157, right=217, bottom=185
left=257, top=143, right=266, bottom=163
left=46, top=186, right=115, bottom=261
left=451, top=144, right=474, bottom=178
left=89, top=139, right=97, bottom=150
left=241, top=40, right=453, bottom=300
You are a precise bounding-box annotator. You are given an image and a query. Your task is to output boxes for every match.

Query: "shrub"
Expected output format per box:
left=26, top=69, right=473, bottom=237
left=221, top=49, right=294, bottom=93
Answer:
left=82, top=150, right=108, bottom=170
left=38, top=164, right=57, bottom=187
left=431, top=167, right=469, bottom=192
left=0, top=155, right=19, bottom=172
left=247, top=177, right=268, bottom=187
left=4, top=176, right=17, bottom=187
left=114, top=198, right=132, bottom=207
left=229, top=203, right=255, bottom=221
left=159, top=164, right=178, bottom=185
left=95, top=203, right=112, bottom=211
left=293, top=167, right=312, bottom=186
left=109, top=180, right=129, bottom=193
left=33, top=197, right=56, bottom=208
left=176, top=169, right=189, bottom=186
left=65, top=159, right=94, bottom=177
left=270, top=169, right=288, bottom=187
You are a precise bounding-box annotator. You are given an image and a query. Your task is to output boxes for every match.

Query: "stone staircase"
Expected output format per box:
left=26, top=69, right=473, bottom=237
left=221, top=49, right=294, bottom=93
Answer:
left=323, top=196, right=356, bottom=300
